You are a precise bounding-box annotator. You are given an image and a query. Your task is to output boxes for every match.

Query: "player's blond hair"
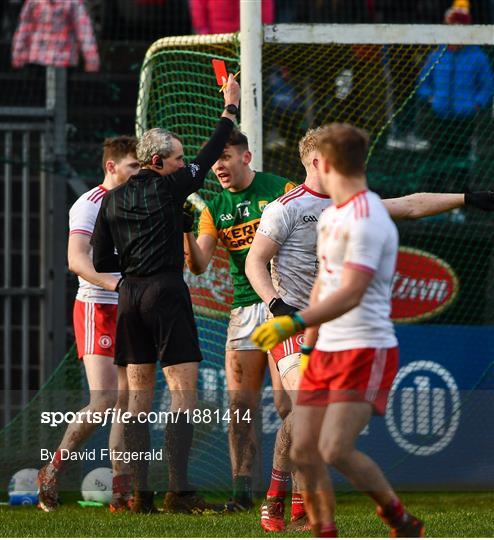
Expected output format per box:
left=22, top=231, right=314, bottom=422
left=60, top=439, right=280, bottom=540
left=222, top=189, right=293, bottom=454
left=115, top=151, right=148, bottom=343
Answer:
left=298, top=127, right=325, bottom=167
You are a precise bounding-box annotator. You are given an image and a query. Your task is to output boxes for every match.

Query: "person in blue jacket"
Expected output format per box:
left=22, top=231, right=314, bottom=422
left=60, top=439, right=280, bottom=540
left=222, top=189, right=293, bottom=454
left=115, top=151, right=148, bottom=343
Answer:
left=417, top=0, right=494, bottom=161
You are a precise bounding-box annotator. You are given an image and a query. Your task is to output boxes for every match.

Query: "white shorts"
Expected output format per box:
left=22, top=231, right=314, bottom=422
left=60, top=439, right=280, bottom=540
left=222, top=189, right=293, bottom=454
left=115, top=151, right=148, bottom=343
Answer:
left=226, top=302, right=267, bottom=351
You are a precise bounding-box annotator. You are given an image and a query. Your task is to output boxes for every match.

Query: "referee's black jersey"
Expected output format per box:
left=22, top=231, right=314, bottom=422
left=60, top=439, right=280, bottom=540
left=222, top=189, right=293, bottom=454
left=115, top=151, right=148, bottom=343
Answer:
left=91, top=117, right=234, bottom=277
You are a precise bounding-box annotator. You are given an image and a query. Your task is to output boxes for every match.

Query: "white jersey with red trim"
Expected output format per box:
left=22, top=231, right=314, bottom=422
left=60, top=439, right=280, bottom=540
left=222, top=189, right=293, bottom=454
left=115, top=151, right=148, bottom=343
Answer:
left=69, top=185, right=120, bottom=304
left=316, top=189, right=398, bottom=351
left=257, top=184, right=331, bottom=310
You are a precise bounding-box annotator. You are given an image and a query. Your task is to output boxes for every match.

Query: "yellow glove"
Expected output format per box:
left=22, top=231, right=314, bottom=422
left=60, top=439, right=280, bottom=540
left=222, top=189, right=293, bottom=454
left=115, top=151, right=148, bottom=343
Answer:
left=299, top=353, right=310, bottom=375
left=251, top=313, right=306, bottom=352
left=299, top=345, right=314, bottom=375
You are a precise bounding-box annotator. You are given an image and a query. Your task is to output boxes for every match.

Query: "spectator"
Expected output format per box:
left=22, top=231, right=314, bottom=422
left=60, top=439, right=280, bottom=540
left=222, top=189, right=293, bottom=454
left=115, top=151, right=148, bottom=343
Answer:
left=12, top=0, right=100, bottom=72
left=417, top=0, right=494, bottom=175
left=189, top=0, right=274, bottom=34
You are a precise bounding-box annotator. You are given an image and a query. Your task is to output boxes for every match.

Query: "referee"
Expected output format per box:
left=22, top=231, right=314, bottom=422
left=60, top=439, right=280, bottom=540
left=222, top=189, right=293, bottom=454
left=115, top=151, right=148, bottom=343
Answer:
left=92, top=74, right=240, bottom=513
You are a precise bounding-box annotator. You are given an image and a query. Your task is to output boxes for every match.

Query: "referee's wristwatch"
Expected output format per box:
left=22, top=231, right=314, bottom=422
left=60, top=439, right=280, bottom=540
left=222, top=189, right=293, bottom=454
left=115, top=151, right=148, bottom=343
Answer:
left=224, top=104, right=239, bottom=115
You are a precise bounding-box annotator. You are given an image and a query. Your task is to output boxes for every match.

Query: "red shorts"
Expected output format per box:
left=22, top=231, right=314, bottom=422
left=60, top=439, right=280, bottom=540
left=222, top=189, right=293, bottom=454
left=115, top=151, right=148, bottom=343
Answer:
left=270, top=331, right=305, bottom=364
left=73, top=300, right=117, bottom=359
left=297, top=347, right=399, bottom=415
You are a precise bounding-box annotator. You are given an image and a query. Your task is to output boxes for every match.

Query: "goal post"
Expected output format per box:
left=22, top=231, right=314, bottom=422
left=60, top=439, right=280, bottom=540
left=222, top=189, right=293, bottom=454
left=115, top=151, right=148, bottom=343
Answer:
left=264, top=23, right=494, bottom=45
left=240, top=0, right=263, bottom=170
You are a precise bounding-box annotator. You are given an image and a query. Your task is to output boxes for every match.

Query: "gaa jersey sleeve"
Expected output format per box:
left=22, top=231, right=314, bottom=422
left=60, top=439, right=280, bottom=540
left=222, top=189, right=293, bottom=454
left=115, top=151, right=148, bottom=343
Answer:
left=257, top=200, right=291, bottom=246
left=198, top=206, right=219, bottom=240
left=344, top=209, right=387, bottom=275
left=69, top=195, right=98, bottom=236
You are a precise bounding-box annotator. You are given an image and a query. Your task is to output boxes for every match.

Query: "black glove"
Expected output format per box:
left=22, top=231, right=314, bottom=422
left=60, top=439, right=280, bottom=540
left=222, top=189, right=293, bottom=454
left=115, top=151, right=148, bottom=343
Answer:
left=464, top=190, right=494, bottom=211
left=182, top=201, right=195, bottom=233
left=269, top=297, right=298, bottom=317
left=114, top=277, right=124, bottom=293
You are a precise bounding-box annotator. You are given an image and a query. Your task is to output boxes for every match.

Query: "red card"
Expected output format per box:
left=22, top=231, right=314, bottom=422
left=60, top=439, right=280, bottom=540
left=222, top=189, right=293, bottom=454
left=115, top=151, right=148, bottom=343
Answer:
left=212, top=59, right=228, bottom=86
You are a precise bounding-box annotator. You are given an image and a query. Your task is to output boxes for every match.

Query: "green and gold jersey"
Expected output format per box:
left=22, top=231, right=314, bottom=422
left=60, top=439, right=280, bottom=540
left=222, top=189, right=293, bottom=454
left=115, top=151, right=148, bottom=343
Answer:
left=199, top=171, right=296, bottom=308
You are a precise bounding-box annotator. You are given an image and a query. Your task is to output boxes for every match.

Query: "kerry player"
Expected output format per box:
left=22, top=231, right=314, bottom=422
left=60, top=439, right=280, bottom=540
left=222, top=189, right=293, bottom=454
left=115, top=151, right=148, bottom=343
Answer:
left=184, top=128, right=296, bottom=511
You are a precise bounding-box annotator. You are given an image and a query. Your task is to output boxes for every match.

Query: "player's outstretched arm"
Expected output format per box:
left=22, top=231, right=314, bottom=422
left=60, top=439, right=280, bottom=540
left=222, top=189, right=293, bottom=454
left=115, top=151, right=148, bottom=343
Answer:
left=68, top=234, right=119, bottom=291
left=464, top=190, right=494, bottom=211
left=383, top=193, right=463, bottom=220
left=384, top=190, right=494, bottom=220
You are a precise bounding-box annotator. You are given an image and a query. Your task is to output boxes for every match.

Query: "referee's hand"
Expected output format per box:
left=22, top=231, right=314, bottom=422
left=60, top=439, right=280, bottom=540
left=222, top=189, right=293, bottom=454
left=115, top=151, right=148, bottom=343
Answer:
left=222, top=73, right=240, bottom=108
left=465, top=190, right=494, bottom=211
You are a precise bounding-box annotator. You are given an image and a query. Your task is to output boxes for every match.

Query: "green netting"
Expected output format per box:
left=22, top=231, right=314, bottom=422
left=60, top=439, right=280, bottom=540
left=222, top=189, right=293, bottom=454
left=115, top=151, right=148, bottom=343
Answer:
left=137, top=35, right=241, bottom=319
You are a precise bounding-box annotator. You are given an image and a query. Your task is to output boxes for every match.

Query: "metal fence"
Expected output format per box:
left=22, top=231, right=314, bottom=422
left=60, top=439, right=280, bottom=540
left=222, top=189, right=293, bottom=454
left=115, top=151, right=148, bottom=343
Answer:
left=0, top=67, right=68, bottom=426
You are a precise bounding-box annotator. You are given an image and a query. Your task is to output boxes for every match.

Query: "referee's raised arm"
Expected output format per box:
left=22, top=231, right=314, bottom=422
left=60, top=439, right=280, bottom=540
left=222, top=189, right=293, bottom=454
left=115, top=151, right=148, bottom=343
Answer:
left=91, top=73, right=240, bottom=279
left=168, top=73, right=241, bottom=201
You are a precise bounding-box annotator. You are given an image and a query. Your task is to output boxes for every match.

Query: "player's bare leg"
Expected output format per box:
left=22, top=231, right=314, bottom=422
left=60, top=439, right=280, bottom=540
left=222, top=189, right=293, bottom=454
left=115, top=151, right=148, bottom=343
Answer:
left=319, top=402, right=424, bottom=537
left=291, top=404, right=337, bottom=537
left=269, top=355, right=291, bottom=420
left=226, top=349, right=266, bottom=510
left=281, top=361, right=309, bottom=531
left=125, top=363, right=156, bottom=513
left=38, top=355, right=120, bottom=512
left=261, top=356, right=308, bottom=532
left=109, top=366, right=131, bottom=512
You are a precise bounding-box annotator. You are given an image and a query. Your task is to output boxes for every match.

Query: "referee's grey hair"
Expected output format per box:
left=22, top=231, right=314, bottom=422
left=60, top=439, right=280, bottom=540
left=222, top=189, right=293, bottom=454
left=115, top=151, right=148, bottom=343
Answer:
left=136, top=128, right=181, bottom=165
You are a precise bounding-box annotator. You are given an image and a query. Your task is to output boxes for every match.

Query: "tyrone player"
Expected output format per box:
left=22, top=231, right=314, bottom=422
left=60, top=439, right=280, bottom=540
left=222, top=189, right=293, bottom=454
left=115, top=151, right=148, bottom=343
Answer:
left=246, top=126, right=494, bottom=533
left=37, top=136, right=139, bottom=512
left=251, top=123, right=425, bottom=537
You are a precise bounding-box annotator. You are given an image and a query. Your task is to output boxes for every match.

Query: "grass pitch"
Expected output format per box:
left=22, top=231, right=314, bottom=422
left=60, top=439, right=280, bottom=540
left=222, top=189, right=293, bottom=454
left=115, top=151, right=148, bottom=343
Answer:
left=1, top=492, right=493, bottom=537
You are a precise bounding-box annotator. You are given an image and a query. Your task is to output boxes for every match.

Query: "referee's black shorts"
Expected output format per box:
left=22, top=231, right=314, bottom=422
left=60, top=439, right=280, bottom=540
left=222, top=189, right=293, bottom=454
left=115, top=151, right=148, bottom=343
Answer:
left=114, top=272, right=202, bottom=368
